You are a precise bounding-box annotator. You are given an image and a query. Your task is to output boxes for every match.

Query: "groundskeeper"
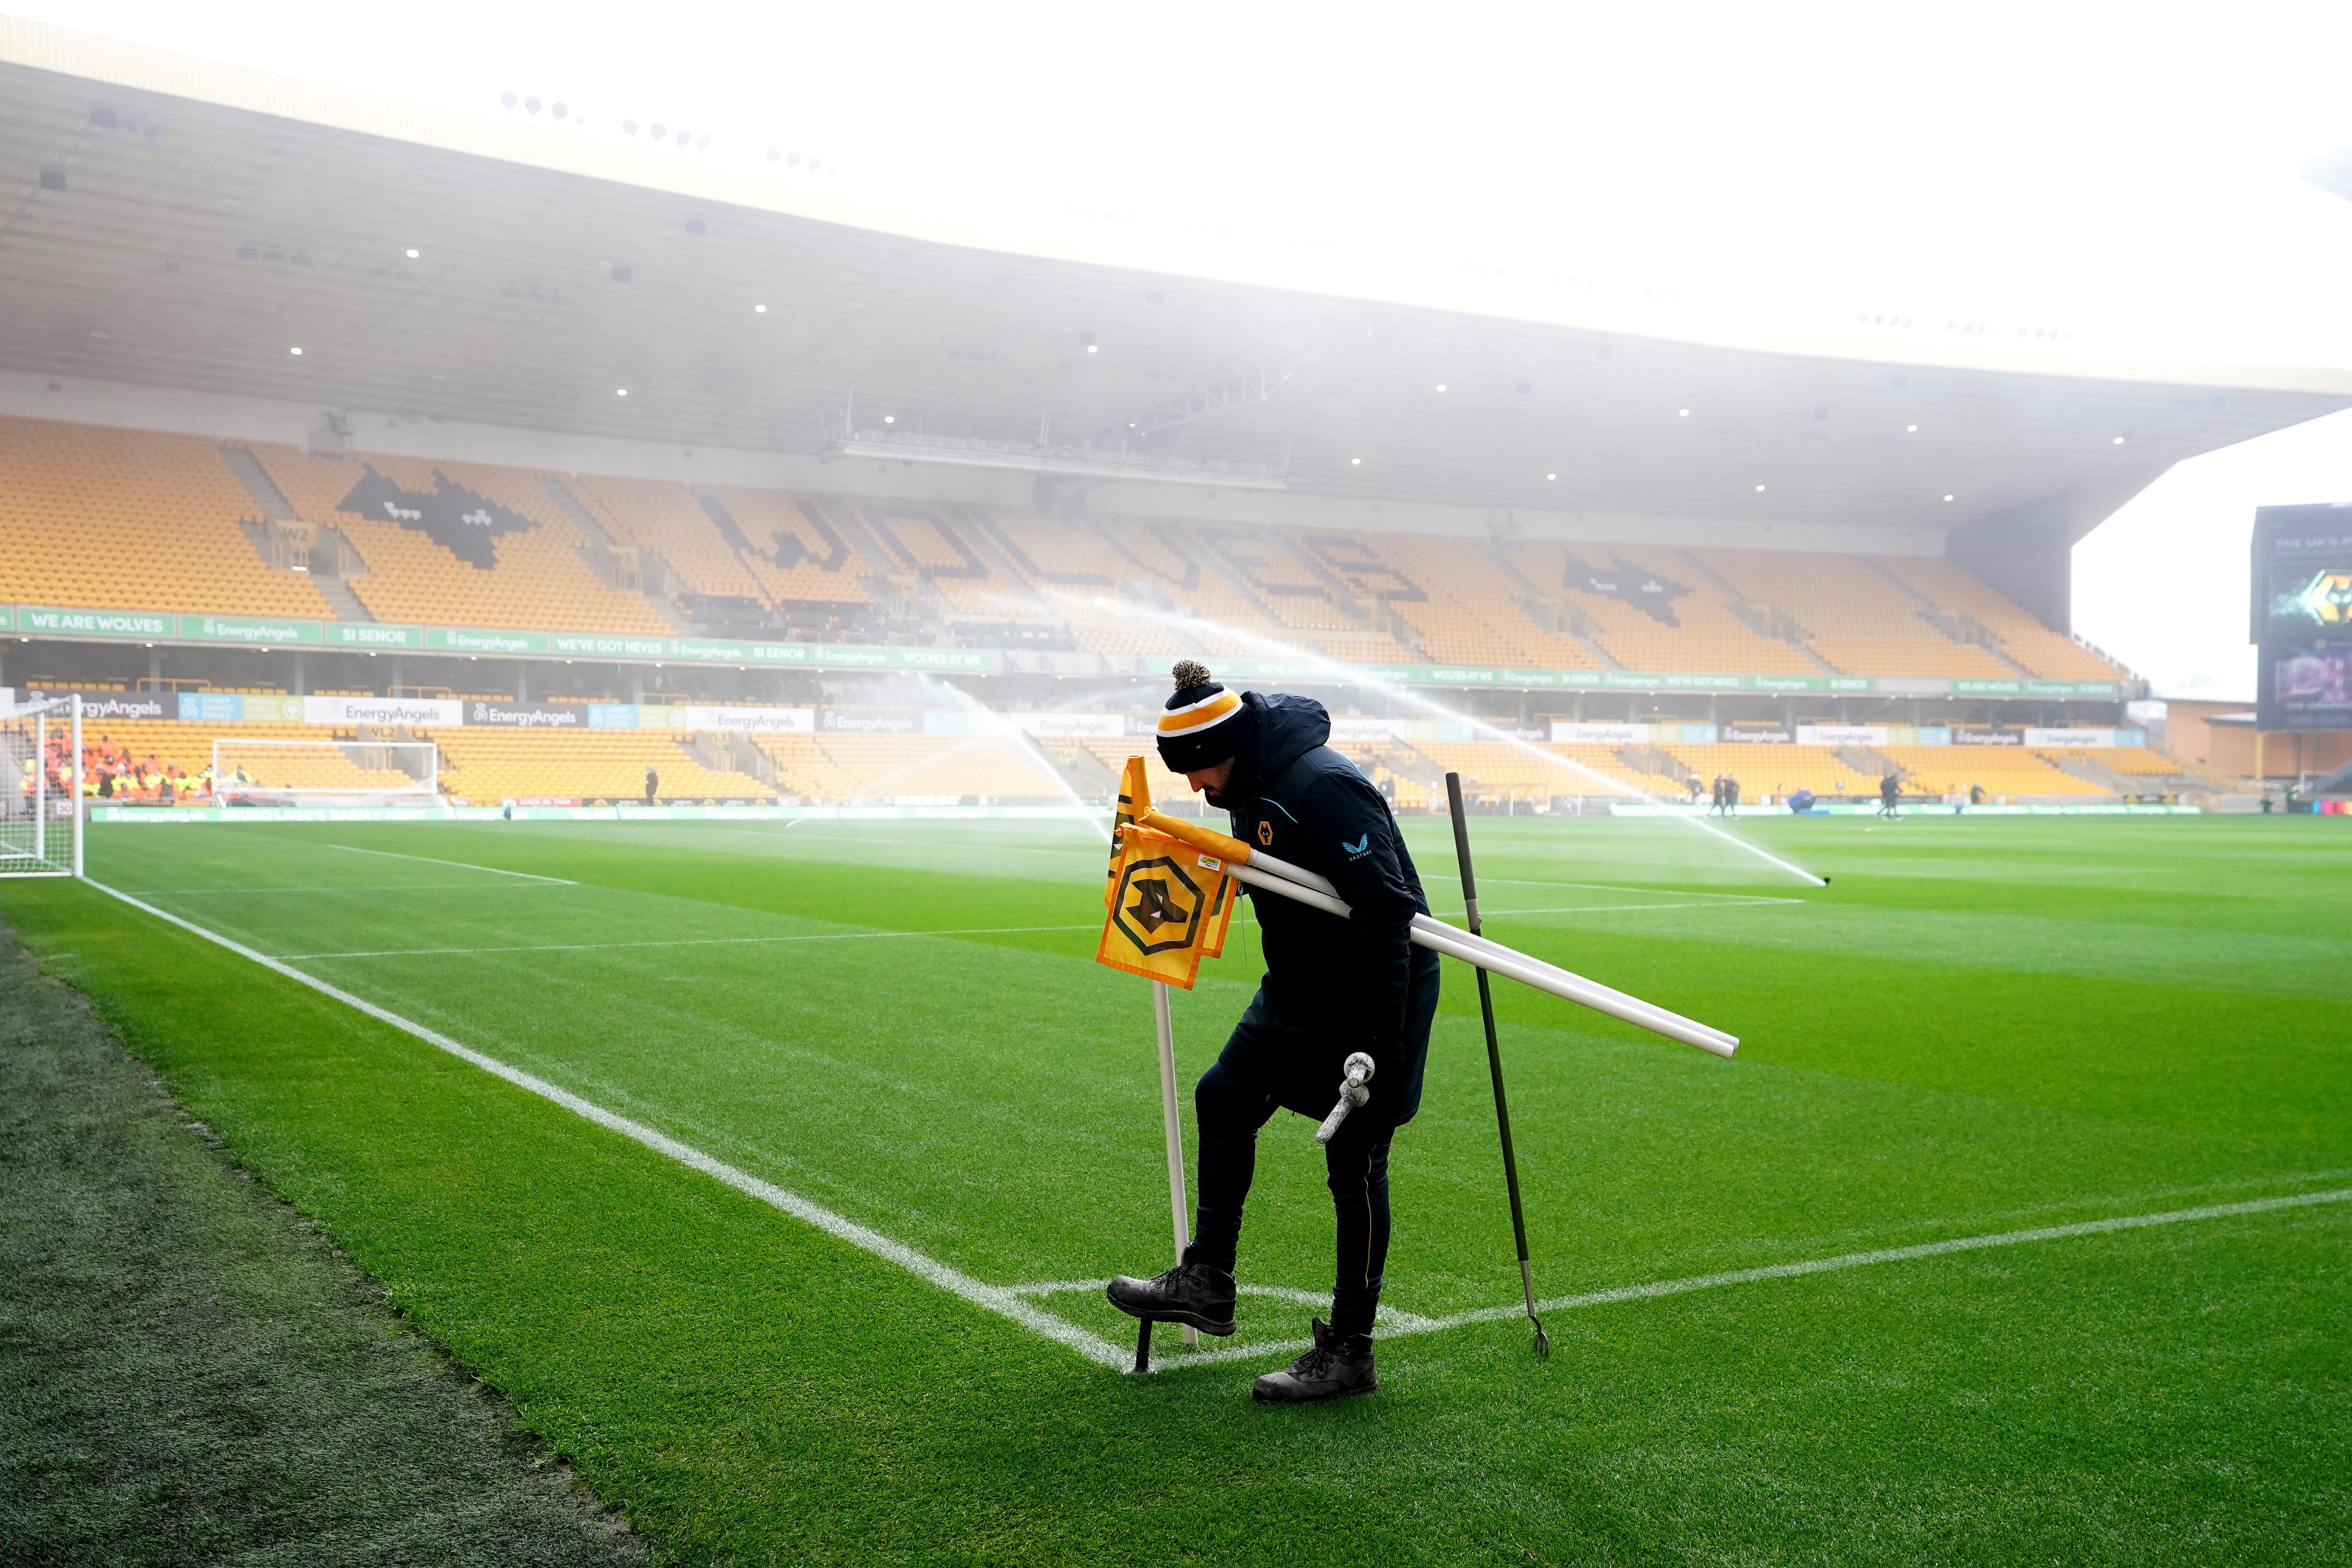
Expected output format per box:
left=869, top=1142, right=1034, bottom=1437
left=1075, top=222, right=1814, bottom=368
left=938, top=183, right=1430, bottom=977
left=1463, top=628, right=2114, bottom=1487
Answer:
left=1108, top=662, right=1441, bottom=1402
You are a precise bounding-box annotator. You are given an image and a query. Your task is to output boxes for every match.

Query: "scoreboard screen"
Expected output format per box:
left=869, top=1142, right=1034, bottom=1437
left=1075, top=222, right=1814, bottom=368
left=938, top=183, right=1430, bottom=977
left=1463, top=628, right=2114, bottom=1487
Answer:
left=2253, top=503, right=2352, bottom=731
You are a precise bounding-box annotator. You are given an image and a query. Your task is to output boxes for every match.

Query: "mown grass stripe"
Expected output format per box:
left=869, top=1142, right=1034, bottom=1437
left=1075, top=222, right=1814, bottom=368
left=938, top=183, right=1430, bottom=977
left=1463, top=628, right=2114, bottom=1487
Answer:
left=83, top=877, right=1132, bottom=1370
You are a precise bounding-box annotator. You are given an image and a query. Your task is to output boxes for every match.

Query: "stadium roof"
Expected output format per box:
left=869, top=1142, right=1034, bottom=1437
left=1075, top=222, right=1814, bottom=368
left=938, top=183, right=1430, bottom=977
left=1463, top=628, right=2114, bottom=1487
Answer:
left=4, top=18, right=2348, bottom=545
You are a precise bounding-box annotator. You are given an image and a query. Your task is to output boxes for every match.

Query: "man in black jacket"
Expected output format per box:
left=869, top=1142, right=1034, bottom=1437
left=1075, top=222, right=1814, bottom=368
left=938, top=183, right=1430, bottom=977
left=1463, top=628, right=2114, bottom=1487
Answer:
left=1108, top=662, right=1442, bottom=1402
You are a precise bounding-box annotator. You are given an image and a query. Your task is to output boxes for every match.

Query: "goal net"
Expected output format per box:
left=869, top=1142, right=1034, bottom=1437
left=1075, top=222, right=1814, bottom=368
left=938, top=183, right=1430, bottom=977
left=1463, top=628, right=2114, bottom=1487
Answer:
left=212, top=738, right=442, bottom=809
left=2, top=693, right=81, bottom=878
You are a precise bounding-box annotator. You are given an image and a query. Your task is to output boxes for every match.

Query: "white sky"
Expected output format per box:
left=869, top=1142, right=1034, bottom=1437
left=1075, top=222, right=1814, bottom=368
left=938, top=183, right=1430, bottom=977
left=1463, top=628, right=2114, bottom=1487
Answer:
left=11, top=0, right=2352, bottom=693
left=2076, top=408, right=2352, bottom=702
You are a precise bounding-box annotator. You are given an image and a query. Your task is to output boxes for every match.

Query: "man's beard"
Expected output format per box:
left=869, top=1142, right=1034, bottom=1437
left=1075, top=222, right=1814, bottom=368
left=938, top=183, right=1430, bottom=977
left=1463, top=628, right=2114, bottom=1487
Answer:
left=1201, top=783, right=1230, bottom=809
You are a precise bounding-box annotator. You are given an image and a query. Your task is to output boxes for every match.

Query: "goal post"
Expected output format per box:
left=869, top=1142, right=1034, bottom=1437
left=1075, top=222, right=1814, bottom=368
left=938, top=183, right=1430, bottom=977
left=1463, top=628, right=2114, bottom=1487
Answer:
left=2, top=692, right=81, bottom=878
left=211, top=737, right=443, bottom=809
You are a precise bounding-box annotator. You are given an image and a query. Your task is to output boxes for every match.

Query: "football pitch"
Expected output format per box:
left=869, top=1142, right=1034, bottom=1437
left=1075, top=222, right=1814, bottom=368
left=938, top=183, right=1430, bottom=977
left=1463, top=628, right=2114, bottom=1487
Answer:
left=4, top=810, right=2347, bottom=1563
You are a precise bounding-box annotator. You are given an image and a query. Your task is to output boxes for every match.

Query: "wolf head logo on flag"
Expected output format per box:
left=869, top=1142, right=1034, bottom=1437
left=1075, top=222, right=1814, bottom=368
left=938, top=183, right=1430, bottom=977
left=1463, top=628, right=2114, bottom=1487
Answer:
left=1096, top=756, right=1238, bottom=989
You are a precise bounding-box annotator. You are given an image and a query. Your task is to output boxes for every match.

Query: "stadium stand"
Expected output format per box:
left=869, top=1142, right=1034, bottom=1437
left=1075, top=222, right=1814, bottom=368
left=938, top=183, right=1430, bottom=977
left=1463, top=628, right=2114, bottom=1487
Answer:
left=1871, top=555, right=2127, bottom=681
left=1699, top=548, right=2021, bottom=679
left=0, top=419, right=334, bottom=619
left=0, top=415, right=2125, bottom=689
left=245, top=443, right=673, bottom=635
left=427, top=728, right=765, bottom=803
left=1879, top=745, right=2106, bottom=797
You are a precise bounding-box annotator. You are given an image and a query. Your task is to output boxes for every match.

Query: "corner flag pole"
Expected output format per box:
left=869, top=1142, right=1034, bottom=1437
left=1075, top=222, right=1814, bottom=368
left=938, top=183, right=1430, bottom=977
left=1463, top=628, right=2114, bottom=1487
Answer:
left=1151, top=981, right=1197, bottom=1355
left=1445, top=771, right=1549, bottom=1358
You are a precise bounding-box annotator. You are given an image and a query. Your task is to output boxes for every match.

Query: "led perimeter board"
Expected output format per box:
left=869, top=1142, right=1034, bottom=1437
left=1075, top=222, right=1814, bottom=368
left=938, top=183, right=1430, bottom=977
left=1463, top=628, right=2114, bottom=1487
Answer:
left=2253, top=501, right=2352, bottom=732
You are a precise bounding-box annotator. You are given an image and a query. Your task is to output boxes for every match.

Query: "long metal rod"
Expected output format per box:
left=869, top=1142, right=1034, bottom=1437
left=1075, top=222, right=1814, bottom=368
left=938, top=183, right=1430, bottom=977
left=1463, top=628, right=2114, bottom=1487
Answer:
left=1150, top=981, right=1198, bottom=1350
left=1446, top=771, right=1549, bottom=1357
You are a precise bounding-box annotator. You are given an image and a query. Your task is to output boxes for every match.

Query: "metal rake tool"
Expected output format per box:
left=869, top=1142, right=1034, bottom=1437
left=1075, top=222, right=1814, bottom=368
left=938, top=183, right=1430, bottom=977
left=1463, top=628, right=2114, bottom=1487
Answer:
left=1446, top=772, right=1550, bottom=1359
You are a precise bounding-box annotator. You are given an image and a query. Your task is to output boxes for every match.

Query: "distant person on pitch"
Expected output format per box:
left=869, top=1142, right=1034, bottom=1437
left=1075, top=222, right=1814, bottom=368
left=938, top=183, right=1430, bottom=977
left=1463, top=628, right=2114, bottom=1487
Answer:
left=644, top=765, right=658, bottom=806
left=1107, top=661, right=1439, bottom=1403
left=1725, top=775, right=1741, bottom=814
left=1878, top=771, right=1901, bottom=819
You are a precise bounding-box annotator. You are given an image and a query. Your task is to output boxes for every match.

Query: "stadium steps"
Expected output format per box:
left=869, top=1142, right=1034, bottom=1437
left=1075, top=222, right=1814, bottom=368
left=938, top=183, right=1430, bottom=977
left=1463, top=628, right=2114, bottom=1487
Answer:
left=1380, top=740, right=1454, bottom=793
left=220, top=444, right=325, bottom=579
left=1677, top=550, right=1837, bottom=673
left=682, top=730, right=780, bottom=792
left=1836, top=743, right=1898, bottom=777
left=1620, top=743, right=1692, bottom=782
left=309, top=571, right=371, bottom=622
left=949, top=510, right=1053, bottom=613
left=2034, top=750, right=2138, bottom=795
left=537, top=476, right=698, bottom=634
left=1861, top=559, right=2037, bottom=679
left=1479, top=541, right=1620, bottom=669
left=219, top=445, right=300, bottom=524
left=1170, top=522, right=1286, bottom=627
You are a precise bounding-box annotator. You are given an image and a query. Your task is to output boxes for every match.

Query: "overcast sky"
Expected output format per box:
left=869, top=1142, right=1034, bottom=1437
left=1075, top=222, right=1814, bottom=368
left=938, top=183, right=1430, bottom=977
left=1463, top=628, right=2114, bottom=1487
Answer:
left=13, top=0, right=2352, bottom=694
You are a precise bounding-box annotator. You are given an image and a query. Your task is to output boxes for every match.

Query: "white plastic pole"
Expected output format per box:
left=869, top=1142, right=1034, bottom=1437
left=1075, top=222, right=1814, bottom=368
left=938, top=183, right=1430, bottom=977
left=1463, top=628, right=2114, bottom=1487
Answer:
left=1221, top=860, right=1736, bottom=1057
left=1150, top=981, right=1198, bottom=1348
left=32, top=702, right=46, bottom=867
left=70, top=694, right=82, bottom=877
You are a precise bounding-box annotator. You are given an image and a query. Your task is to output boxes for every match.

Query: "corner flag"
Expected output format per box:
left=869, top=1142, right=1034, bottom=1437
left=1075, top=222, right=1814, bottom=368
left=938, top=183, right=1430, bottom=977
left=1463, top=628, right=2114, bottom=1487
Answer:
left=1096, top=821, right=1238, bottom=989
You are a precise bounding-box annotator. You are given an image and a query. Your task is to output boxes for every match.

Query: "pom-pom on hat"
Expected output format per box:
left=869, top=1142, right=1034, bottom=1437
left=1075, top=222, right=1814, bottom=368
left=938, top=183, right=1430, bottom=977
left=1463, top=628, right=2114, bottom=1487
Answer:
left=1156, top=660, right=1254, bottom=773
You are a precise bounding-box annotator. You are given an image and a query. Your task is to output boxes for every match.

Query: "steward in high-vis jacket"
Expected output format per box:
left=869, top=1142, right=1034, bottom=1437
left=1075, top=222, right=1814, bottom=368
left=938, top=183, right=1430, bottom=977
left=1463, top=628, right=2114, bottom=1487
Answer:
left=1108, top=661, right=1441, bottom=1403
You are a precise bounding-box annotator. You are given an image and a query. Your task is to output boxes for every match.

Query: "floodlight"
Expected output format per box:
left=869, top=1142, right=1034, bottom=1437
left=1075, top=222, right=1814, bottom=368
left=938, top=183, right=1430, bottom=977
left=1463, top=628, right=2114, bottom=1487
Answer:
left=1351, top=457, right=1362, bottom=465
left=289, top=346, right=302, bottom=355
left=1678, top=408, right=1690, bottom=417
left=617, top=388, right=628, bottom=397
left=2112, top=436, right=2125, bottom=444
left=1944, top=494, right=1955, bottom=501
left=1906, top=423, right=1918, bottom=432
left=754, top=304, right=767, bottom=313
left=1755, top=484, right=1766, bottom=492
left=405, top=248, right=419, bottom=258
left=1436, top=383, right=1447, bottom=392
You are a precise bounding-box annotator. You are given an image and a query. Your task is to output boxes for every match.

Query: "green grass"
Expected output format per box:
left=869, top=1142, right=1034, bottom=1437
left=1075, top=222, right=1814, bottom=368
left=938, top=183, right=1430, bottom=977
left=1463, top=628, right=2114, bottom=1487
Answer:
left=2, top=811, right=2348, bottom=1563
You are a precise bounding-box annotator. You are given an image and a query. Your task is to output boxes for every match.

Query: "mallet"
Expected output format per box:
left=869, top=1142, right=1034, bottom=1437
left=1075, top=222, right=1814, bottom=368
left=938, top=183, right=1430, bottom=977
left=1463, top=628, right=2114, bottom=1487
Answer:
left=1315, top=1051, right=1377, bottom=1143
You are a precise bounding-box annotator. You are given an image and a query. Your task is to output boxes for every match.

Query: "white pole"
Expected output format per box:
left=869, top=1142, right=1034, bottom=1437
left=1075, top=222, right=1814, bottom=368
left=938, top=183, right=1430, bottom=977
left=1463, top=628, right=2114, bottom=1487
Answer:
left=70, top=694, right=82, bottom=877
left=1150, top=981, right=1197, bottom=1348
left=33, top=701, right=46, bottom=866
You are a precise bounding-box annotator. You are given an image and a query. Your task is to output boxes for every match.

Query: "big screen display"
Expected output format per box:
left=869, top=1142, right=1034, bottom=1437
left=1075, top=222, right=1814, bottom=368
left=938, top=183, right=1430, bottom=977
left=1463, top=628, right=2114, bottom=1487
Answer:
left=2253, top=502, right=2352, bottom=730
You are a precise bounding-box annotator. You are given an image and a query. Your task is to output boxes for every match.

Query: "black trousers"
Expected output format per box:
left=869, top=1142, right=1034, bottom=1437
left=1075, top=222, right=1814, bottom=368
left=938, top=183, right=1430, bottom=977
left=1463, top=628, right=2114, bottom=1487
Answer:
left=1181, top=967, right=1440, bottom=1337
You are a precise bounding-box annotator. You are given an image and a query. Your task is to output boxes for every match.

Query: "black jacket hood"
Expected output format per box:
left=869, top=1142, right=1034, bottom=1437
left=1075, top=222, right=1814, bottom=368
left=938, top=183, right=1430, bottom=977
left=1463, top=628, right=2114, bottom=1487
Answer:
left=1222, top=691, right=1329, bottom=803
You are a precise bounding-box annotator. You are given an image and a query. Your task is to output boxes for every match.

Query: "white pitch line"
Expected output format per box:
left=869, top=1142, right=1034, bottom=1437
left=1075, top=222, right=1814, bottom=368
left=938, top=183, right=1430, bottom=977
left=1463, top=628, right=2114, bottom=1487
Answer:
left=127, top=883, right=570, bottom=896
left=1144, top=1185, right=2352, bottom=1370
left=1472, top=877, right=1802, bottom=902
left=81, top=879, right=1131, bottom=1371
left=326, top=843, right=575, bottom=884
left=1427, top=899, right=1800, bottom=918
left=280, top=924, right=1100, bottom=960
